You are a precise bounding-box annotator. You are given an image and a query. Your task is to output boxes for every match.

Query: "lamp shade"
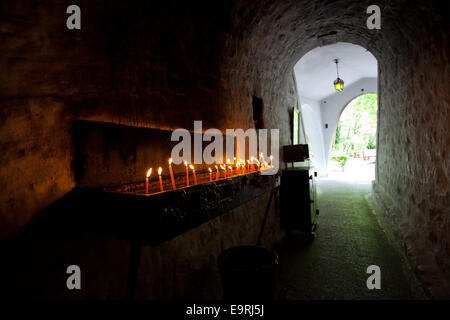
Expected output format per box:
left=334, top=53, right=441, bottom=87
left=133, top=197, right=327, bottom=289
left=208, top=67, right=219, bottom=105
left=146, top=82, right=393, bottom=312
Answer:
left=334, top=77, right=344, bottom=91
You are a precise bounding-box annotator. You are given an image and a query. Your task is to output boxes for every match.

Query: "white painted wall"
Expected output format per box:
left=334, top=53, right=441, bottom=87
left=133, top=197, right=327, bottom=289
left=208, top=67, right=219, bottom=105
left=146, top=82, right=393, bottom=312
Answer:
left=300, top=77, right=377, bottom=175
left=320, top=77, right=377, bottom=166
left=294, top=43, right=377, bottom=101
left=299, top=97, right=327, bottom=173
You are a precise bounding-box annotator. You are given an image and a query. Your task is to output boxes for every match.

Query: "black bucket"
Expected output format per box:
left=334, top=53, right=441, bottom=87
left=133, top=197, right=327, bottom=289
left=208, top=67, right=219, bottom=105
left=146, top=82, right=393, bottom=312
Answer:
left=218, top=246, right=278, bottom=300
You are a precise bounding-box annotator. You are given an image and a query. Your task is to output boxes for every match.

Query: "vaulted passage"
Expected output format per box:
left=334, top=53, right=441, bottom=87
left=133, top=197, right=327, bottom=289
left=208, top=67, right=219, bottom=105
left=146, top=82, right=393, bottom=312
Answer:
left=0, top=0, right=448, bottom=300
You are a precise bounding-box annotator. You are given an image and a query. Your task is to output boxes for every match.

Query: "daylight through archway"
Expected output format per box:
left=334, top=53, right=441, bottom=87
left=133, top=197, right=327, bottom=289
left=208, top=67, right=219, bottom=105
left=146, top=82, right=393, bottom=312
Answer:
left=328, top=93, right=378, bottom=181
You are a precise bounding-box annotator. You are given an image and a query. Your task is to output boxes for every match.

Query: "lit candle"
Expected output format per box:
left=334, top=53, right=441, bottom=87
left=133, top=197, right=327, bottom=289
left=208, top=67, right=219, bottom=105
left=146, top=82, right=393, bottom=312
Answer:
left=190, top=165, right=197, bottom=185
left=256, top=159, right=260, bottom=171
left=184, top=161, right=189, bottom=186
left=215, top=165, right=219, bottom=180
left=270, top=155, right=273, bottom=168
left=145, top=168, right=152, bottom=195
left=158, top=167, right=164, bottom=192
left=221, top=165, right=227, bottom=178
left=247, top=160, right=250, bottom=172
left=241, top=160, right=246, bottom=174
left=228, top=166, right=233, bottom=177
left=168, top=158, right=176, bottom=190
left=250, top=157, right=255, bottom=172
left=260, top=152, right=264, bottom=164
left=209, top=167, right=212, bottom=182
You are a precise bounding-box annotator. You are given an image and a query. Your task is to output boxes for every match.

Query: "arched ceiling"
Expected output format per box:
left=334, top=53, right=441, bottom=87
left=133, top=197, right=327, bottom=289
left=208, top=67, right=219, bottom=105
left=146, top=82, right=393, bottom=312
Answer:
left=294, top=42, right=377, bottom=101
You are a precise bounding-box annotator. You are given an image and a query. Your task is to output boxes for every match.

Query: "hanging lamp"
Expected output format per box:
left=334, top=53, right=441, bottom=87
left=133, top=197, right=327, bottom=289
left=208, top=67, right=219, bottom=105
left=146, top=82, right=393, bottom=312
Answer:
left=333, top=59, right=344, bottom=91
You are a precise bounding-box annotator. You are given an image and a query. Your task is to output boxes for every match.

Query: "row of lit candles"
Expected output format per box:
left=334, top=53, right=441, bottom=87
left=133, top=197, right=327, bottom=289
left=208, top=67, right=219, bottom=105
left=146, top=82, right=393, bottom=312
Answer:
left=144, top=153, right=273, bottom=194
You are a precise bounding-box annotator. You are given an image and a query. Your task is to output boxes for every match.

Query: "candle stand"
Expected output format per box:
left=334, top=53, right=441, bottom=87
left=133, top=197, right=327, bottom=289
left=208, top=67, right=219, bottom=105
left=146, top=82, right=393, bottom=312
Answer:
left=74, top=170, right=279, bottom=246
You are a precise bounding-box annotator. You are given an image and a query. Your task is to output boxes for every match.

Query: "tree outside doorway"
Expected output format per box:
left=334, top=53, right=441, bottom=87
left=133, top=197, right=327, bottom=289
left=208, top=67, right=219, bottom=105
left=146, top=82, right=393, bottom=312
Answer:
left=329, top=94, right=378, bottom=180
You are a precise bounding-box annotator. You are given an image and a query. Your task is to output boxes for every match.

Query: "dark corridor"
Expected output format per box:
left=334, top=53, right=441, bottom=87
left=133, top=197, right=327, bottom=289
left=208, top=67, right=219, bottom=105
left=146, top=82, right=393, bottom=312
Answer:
left=0, top=0, right=448, bottom=306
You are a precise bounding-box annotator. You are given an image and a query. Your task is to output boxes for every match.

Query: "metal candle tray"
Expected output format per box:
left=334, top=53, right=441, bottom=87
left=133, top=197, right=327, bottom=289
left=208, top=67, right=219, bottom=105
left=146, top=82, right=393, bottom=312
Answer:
left=74, top=171, right=280, bottom=246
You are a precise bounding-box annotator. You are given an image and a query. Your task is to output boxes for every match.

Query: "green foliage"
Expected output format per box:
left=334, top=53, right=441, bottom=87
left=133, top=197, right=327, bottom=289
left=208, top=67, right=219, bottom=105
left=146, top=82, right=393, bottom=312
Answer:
left=366, top=135, right=377, bottom=149
left=333, top=94, right=378, bottom=153
left=331, top=155, right=349, bottom=170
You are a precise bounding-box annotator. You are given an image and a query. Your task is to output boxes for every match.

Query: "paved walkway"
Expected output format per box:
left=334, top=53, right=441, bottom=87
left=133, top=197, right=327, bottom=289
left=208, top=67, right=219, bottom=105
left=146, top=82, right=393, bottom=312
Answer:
left=276, top=178, right=422, bottom=299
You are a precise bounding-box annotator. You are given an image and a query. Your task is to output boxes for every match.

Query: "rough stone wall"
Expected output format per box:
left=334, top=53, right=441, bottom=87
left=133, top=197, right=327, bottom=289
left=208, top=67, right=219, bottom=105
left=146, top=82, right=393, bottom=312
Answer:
left=0, top=0, right=297, bottom=239
left=0, top=0, right=229, bottom=239
left=374, top=2, right=450, bottom=297
left=136, top=191, right=279, bottom=299
left=0, top=97, right=73, bottom=239
left=1, top=0, right=449, bottom=298
left=2, top=226, right=131, bottom=299
left=2, top=189, right=278, bottom=299
left=0, top=0, right=289, bottom=299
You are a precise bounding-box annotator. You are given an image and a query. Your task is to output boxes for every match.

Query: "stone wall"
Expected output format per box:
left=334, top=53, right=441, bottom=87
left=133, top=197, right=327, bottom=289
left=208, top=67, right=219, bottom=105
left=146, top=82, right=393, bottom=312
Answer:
left=0, top=0, right=290, bottom=298
left=2, top=189, right=278, bottom=299
left=0, top=0, right=298, bottom=239
left=374, top=6, right=450, bottom=296
left=136, top=191, right=279, bottom=299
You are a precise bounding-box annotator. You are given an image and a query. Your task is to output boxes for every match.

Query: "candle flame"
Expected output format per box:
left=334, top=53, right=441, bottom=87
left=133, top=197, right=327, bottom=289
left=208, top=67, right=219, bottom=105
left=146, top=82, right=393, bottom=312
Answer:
left=220, top=165, right=226, bottom=170
left=215, top=165, right=218, bottom=169
left=260, top=152, right=263, bottom=157
left=146, top=168, right=152, bottom=178
left=208, top=167, right=212, bottom=172
left=250, top=156, right=254, bottom=161
left=270, top=155, right=273, bottom=160
left=169, top=158, right=173, bottom=165
left=158, top=167, right=162, bottom=175
left=189, top=165, right=195, bottom=170
left=184, top=161, right=188, bottom=167
left=227, top=158, right=230, bottom=164
left=228, top=166, right=232, bottom=170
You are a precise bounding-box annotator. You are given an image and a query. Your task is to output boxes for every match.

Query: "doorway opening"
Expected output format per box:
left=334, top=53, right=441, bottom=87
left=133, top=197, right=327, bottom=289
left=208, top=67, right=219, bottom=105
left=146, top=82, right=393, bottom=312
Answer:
left=294, top=42, right=378, bottom=177
left=328, top=93, right=378, bottom=181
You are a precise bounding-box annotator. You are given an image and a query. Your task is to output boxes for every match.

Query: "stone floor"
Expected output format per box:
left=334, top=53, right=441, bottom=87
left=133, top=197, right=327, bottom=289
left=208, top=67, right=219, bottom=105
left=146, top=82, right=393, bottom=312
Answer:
left=275, top=178, right=424, bottom=300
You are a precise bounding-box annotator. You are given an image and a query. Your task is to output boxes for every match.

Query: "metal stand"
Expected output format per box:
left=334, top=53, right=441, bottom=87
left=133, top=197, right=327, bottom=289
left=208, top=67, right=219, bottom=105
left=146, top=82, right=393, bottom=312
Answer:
left=125, top=240, right=141, bottom=300
left=256, top=186, right=280, bottom=246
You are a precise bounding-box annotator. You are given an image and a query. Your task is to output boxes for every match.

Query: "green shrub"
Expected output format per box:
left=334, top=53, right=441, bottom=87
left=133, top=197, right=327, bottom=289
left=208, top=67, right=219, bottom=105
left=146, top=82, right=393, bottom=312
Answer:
left=331, top=155, right=349, bottom=171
